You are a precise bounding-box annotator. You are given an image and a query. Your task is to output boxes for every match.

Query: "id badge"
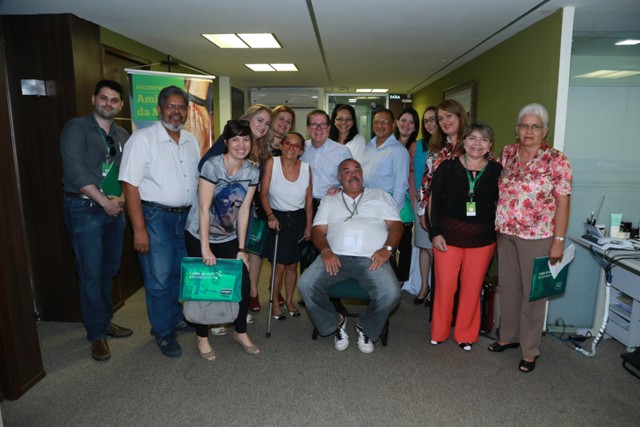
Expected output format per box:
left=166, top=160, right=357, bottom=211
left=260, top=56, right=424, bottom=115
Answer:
left=102, top=162, right=111, bottom=177
left=466, top=201, right=476, bottom=217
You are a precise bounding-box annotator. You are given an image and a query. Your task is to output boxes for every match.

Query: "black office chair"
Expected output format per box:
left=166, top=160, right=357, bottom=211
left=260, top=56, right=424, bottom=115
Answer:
left=311, top=278, right=390, bottom=346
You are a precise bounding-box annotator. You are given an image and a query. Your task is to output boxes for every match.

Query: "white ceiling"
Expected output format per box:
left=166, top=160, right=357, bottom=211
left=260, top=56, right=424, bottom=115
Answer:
left=1, top=0, right=639, bottom=93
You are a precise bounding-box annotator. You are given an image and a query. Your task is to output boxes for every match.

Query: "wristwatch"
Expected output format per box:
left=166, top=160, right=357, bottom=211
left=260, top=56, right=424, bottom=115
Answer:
left=383, top=245, right=393, bottom=252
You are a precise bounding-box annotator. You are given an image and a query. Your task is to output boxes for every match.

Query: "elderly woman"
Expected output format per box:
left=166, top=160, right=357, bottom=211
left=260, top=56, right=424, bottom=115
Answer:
left=428, top=122, right=502, bottom=351
left=489, top=103, right=571, bottom=373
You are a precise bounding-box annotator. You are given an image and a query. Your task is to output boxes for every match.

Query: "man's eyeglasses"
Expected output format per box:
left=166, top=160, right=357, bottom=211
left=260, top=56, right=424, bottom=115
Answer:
left=309, top=123, right=329, bottom=129
left=517, top=123, right=544, bottom=132
left=105, top=136, right=116, bottom=157
left=166, top=104, right=188, bottom=112
left=373, top=120, right=392, bottom=126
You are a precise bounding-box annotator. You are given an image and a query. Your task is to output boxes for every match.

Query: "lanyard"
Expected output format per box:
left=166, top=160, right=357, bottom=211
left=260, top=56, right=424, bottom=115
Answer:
left=463, top=154, right=487, bottom=202
left=341, top=190, right=363, bottom=221
left=97, top=127, right=116, bottom=163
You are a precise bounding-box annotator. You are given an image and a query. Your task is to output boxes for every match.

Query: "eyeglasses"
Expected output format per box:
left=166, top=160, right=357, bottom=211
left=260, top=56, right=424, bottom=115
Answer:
left=335, top=117, right=353, bottom=123
left=373, top=120, right=392, bottom=126
left=283, top=140, right=303, bottom=150
left=165, top=104, right=188, bottom=112
left=105, top=136, right=116, bottom=157
left=309, top=123, right=329, bottom=129
left=423, top=117, right=437, bottom=124
left=517, top=123, right=544, bottom=131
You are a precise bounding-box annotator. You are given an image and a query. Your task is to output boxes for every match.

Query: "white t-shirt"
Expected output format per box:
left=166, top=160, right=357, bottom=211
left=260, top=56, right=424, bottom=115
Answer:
left=268, top=157, right=310, bottom=211
left=119, top=122, right=200, bottom=207
left=313, top=188, right=400, bottom=258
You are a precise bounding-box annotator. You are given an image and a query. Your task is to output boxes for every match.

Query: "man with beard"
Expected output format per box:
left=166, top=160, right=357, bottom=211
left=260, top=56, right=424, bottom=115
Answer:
left=119, top=86, right=200, bottom=357
left=297, top=159, right=402, bottom=353
left=61, top=79, right=133, bottom=361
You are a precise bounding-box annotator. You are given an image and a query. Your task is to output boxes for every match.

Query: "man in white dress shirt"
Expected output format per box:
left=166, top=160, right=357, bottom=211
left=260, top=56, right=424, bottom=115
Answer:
left=120, top=86, right=200, bottom=358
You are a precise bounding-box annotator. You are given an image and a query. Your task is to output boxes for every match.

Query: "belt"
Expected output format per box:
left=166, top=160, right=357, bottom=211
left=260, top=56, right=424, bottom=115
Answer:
left=142, top=201, right=191, bottom=213
left=64, top=191, right=90, bottom=200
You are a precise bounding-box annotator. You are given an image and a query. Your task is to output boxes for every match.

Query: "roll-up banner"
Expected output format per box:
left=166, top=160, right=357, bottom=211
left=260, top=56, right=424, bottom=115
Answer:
left=125, top=69, right=215, bottom=156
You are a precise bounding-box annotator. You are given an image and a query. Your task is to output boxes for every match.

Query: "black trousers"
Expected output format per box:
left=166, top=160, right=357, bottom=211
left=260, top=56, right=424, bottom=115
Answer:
left=393, top=223, right=413, bottom=282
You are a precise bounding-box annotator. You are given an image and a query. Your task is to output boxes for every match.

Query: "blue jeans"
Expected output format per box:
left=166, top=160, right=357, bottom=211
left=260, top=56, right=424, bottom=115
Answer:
left=138, top=205, right=189, bottom=339
left=298, top=255, right=400, bottom=341
left=63, top=195, right=125, bottom=341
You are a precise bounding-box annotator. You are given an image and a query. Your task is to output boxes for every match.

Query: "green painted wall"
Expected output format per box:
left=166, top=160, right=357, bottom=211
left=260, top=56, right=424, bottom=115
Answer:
left=413, top=10, right=563, bottom=153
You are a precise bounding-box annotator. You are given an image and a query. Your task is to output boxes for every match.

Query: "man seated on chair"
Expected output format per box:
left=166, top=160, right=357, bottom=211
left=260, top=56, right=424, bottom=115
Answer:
left=298, top=159, right=403, bottom=353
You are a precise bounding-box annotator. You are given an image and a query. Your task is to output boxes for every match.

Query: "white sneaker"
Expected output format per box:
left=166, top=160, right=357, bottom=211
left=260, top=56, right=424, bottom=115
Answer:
left=356, top=324, right=374, bottom=353
left=334, top=317, right=349, bottom=351
left=247, top=313, right=254, bottom=324
left=210, top=326, right=227, bottom=336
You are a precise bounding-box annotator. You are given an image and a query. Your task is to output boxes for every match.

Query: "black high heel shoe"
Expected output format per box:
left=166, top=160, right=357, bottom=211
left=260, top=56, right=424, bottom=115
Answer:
left=413, top=290, right=431, bottom=305
left=488, top=342, right=520, bottom=352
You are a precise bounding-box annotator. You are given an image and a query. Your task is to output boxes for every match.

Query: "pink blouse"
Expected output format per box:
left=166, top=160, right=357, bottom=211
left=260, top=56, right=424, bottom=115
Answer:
left=495, top=142, right=572, bottom=239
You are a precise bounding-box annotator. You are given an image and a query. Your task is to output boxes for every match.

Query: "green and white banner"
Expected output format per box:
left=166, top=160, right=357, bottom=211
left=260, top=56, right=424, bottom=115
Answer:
left=125, top=69, right=215, bottom=155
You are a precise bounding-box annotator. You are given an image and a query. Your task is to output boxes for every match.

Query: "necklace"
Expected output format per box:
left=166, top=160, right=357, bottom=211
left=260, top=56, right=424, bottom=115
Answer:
left=341, top=190, right=364, bottom=221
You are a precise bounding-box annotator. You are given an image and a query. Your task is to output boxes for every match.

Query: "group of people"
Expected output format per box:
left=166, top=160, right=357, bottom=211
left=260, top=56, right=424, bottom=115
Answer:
left=416, top=100, right=571, bottom=374
left=61, top=79, right=572, bottom=373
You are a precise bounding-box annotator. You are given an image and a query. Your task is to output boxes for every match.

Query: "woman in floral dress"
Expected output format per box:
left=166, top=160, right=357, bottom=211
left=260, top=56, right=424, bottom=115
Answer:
left=489, top=103, right=572, bottom=373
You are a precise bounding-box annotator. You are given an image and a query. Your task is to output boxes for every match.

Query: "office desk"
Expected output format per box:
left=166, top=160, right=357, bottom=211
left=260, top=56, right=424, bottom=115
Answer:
left=572, top=237, right=640, bottom=351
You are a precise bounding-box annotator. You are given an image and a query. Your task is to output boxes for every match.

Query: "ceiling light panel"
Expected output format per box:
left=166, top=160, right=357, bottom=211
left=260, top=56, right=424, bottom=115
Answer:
left=615, top=39, right=640, bottom=46
left=575, top=69, right=640, bottom=79
left=202, top=34, right=248, bottom=48
left=246, top=64, right=275, bottom=72
left=237, top=33, right=281, bottom=48
left=271, top=64, right=297, bottom=71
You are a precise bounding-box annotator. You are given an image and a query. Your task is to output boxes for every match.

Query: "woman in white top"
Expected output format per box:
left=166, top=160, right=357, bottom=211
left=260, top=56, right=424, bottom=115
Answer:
left=329, top=104, right=366, bottom=163
left=260, top=132, right=313, bottom=319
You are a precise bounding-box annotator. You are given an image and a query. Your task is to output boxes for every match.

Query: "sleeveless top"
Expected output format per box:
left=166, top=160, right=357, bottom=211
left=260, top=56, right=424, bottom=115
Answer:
left=268, top=157, right=310, bottom=211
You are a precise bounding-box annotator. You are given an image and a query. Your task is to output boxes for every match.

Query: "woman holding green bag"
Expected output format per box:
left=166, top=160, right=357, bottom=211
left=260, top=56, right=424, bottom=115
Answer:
left=185, top=120, right=261, bottom=361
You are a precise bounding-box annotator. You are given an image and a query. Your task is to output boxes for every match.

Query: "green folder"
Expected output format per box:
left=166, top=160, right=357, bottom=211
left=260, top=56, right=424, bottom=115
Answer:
left=100, top=164, right=122, bottom=197
left=180, top=257, right=243, bottom=302
left=529, top=256, right=569, bottom=301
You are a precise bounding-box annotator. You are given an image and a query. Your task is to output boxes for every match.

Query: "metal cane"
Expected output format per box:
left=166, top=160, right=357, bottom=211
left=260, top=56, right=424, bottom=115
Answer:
left=265, top=232, right=279, bottom=338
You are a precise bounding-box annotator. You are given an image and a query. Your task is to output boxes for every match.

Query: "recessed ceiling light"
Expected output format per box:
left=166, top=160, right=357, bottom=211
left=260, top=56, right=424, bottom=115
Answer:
left=246, top=64, right=275, bottom=72
left=371, top=89, right=389, bottom=93
left=348, top=98, right=357, bottom=103
left=356, top=89, right=372, bottom=93
left=203, top=33, right=281, bottom=49
left=615, top=39, right=640, bottom=46
left=600, top=71, right=640, bottom=78
left=271, top=63, right=298, bottom=71
left=245, top=64, right=298, bottom=72
left=238, top=33, right=281, bottom=48
left=202, top=34, right=248, bottom=48
left=576, top=69, right=640, bottom=79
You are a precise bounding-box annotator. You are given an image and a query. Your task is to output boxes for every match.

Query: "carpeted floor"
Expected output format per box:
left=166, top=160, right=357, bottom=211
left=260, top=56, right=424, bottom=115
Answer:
left=2, top=260, right=640, bottom=426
